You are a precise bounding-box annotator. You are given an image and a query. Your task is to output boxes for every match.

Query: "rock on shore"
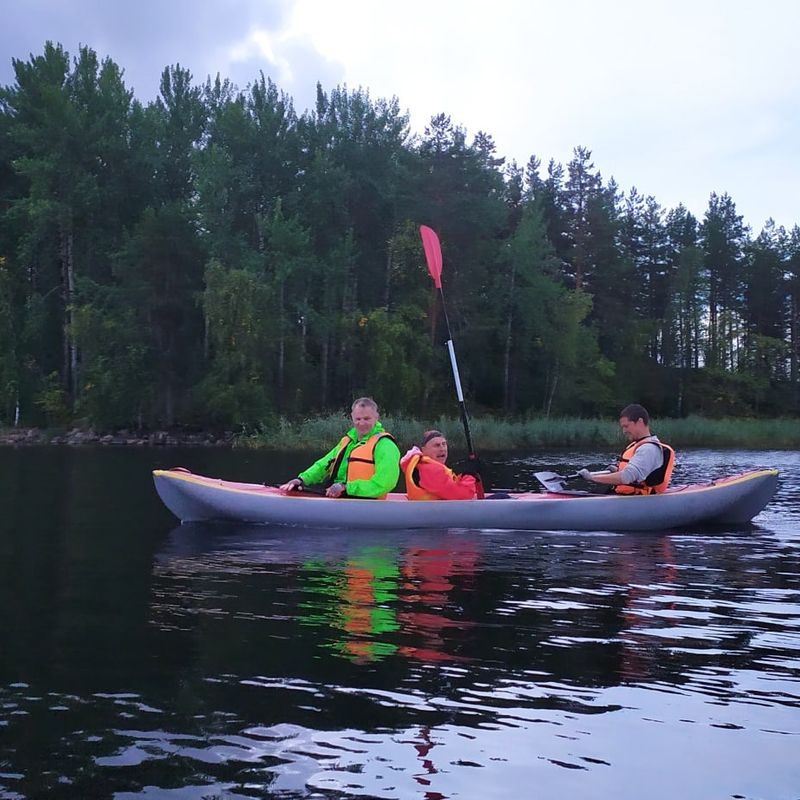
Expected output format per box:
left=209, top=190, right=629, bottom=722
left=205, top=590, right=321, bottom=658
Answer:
left=0, top=428, right=234, bottom=446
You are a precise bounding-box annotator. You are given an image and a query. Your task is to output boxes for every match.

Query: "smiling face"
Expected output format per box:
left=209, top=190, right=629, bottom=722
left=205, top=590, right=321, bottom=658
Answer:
left=421, top=435, right=448, bottom=464
left=351, top=404, right=379, bottom=438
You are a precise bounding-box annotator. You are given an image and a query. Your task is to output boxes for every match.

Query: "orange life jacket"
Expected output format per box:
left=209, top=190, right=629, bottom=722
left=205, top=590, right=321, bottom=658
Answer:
left=404, top=454, right=458, bottom=501
left=328, top=432, right=395, bottom=498
left=614, top=437, right=675, bottom=495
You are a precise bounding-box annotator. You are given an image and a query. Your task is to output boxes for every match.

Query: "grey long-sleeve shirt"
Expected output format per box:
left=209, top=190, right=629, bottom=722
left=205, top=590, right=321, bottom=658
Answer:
left=619, top=436, right=664, bottom=484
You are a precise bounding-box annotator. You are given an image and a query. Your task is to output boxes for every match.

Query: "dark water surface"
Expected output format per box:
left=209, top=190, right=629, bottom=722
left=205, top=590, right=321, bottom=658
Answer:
left=0, top=447, right=798, bottom=799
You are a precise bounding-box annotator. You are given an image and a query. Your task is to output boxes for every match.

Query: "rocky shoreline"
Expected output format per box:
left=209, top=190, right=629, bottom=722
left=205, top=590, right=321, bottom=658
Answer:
left=0, top=427, right=235, bottom=447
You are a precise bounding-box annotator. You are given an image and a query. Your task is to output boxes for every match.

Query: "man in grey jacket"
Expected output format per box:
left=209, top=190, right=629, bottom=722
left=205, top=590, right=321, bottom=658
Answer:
left=578, top=404, right=674, bottom=494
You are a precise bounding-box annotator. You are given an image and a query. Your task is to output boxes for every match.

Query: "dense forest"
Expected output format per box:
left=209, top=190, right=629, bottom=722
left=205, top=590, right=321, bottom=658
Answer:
left=0, top=42, right=798, bottom=432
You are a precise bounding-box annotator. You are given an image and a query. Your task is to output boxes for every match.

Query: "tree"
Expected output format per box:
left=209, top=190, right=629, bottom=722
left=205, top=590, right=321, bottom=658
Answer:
left=788, top=226, right=800, bottom=409
left=197, top=258, right=272, bottom=425
left=621, top=190, right=670, bottom=362
left=262, top=202, right=314, bottom=412
left=0, top=258, right=20, bottom=422
left=113, top=206, right=205, bottom=425
left=1, top=43, right=137, bottom=414
left=564, top=146, right=602, bottom=290
left=700, top=192, right=748, bottom=370
left=663, top=205, right=703, bottom=373
left=152, top=65, right=205, bottom=204
left=738, top=221, right=791, bottom=412
left=492, top=200, right=612, bottom=415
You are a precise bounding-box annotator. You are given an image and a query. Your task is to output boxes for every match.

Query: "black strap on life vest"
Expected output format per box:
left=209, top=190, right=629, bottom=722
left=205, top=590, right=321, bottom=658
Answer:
left=325, top=432, right=396, bottom=487
left=621, top=437, right=672, bottom=491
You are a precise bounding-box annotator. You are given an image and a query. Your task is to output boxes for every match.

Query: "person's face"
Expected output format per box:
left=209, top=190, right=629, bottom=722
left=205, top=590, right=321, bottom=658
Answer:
left=351, top=405, right=378, bottom=438
left=421, top=435, right=448, bottom=464
left=619, top=416, right=647, bottom=441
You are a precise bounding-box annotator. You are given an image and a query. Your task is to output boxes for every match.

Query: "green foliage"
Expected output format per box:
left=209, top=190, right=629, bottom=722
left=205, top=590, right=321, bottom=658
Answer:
left=197, top=258, right=273, bottom=425
left=0, top=257, right=19, bottom=421
left=0, top=41, right=798, bottom=433
left=34, top=371, right=69, bottom=426
left=346, top=305, right=432, bottom=412
left=71, top=280, right=152, bottom=428
left=659, top=415, right=800, bottom=449
left=236, top=413, right=800, bottom=451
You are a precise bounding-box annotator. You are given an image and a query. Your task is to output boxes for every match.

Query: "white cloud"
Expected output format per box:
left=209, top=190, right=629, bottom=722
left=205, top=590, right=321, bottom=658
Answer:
left=1, top=0, right=798, bottom=229
left=277, top=0, right=800, bottom=230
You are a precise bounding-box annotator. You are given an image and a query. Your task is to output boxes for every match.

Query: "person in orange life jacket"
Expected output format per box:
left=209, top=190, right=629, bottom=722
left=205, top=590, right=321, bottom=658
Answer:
left=400, top=430, right=478, bottom=500
left=578, top=404, right=675, bottom=495
left=278, top=397, right=400, bottom=498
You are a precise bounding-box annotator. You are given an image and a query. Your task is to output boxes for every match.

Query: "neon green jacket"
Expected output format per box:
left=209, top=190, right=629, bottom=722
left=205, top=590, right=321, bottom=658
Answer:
left=298, top=421, right=400, bottom=498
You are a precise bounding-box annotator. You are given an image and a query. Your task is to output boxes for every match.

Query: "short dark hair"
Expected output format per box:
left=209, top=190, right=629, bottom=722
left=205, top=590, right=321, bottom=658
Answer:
left=620, top=404, right=649, bottom=424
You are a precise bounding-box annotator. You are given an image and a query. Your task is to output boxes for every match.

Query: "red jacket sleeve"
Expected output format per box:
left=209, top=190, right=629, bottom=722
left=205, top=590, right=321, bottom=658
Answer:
left=417, top=460, right=477, bottom=500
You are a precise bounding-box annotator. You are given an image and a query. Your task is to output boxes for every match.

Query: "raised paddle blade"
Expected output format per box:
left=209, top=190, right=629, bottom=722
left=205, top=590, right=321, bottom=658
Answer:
left=534, top=471, right=568, bottom=492
left=420, top=225, right=443, bottom=289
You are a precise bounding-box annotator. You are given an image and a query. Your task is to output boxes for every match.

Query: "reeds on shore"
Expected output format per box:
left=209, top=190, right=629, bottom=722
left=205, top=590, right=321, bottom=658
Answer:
left=236, top=414, right=800, bottom=451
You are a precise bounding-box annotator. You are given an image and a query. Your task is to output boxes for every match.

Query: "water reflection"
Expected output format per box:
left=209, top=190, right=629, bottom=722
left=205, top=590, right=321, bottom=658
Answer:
left=301, top=546, right=402, bottom=662
left=398, top=545, right=478, bottom=664
left=156, top=525, right=481, bottom=666
left=0, top=447, right=799, bottom=798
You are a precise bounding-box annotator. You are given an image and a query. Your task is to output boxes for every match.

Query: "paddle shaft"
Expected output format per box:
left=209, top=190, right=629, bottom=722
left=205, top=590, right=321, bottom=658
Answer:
left=437, top=285, right=476, bottom=457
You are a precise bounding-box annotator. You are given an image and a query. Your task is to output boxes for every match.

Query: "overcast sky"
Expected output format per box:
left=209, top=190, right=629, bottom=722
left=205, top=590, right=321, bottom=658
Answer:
left=2, top=0, right=798, bottom=233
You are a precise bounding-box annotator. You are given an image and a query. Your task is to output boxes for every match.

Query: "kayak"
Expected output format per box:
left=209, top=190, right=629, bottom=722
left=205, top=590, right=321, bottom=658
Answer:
left=152, top=467, right=779, bottom=532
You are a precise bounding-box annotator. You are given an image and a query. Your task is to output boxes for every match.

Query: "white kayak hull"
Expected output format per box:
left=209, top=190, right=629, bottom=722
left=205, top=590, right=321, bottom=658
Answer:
left=152, top=468, right=779, bottom=532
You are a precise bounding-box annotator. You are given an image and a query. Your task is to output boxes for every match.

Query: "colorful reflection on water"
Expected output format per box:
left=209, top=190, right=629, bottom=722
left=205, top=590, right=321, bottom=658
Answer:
left=299, top=544, right=479, bottom=664
left=0, top=446, right=797, bottom=798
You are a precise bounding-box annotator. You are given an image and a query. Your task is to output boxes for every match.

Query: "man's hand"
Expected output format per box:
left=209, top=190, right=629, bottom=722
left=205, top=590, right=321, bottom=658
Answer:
left=279, top=478, right=303, bottom=493
left=326, top=482, right=346, bottom=498
left=577, top=468, right=594, bottom=482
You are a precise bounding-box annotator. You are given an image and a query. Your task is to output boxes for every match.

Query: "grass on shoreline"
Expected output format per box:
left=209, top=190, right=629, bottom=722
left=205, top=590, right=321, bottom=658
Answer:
left=236, top=414, right=800, bottom=451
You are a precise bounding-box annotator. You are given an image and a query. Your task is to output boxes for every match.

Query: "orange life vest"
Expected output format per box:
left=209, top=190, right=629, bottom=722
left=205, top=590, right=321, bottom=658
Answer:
left=328, top=432, right=395, bottom=498
left=404, top=454, right=459, bottom=501
left=614, top=437, right=675, bottom=495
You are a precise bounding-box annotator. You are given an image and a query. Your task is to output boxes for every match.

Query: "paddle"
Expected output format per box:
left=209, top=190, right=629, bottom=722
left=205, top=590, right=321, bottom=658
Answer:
left=419, top=224, right=484, bottom=498
left=534, top=470, right=613, bottom=493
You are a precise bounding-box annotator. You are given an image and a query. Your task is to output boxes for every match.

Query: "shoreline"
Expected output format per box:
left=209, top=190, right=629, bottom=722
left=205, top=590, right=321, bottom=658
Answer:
left=0, top=427, right=234, bottom=447
left=2, top=413, right=800, bottom=450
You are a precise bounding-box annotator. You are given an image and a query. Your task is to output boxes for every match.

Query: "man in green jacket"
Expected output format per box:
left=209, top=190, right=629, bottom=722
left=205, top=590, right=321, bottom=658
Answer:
left=279, top=397, right=400, bottom=498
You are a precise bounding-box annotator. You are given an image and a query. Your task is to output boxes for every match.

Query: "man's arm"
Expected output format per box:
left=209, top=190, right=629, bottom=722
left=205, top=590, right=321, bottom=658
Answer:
left=580, top=469, right=626, bottom=486
left=345, top=438, right=401, bottom=497
left=581, top=443, right=662, bottom=486
left=298, top=442, right=342, bottom=486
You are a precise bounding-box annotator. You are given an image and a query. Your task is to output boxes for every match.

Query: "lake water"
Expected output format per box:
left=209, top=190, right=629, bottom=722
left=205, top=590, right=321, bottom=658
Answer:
left=0, top=446, right=798, bottom=799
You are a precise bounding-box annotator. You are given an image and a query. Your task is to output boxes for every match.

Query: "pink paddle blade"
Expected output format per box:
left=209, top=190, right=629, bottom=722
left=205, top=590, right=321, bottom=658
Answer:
left=419, top=225, right=443, bottom=288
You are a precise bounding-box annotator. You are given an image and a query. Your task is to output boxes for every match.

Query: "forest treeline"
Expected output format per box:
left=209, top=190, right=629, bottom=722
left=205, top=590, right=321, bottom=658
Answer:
left=1, top=42, right=798, bottom=432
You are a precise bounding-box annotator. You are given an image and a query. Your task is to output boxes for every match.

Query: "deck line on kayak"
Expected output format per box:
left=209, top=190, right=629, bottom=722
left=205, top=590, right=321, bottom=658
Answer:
left=153, top=467, right=779, bottom=500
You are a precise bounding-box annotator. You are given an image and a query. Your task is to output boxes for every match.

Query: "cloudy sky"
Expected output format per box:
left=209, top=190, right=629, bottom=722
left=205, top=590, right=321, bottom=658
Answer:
left=2, top=0, right=798, bottom=232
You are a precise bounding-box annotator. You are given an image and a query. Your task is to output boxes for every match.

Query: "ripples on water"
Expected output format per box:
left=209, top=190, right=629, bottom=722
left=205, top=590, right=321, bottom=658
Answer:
left=0, top=448, right=798, bottom=798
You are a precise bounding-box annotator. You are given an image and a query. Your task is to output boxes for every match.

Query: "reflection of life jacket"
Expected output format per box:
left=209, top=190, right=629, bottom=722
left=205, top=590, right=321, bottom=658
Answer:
left=340, top=549, right=400, bottom=662
left=404, top=454, right=458, bottom=501
left=614, top=437, right=675, bottom=495
left=328, top=432, right=395, bottom=498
